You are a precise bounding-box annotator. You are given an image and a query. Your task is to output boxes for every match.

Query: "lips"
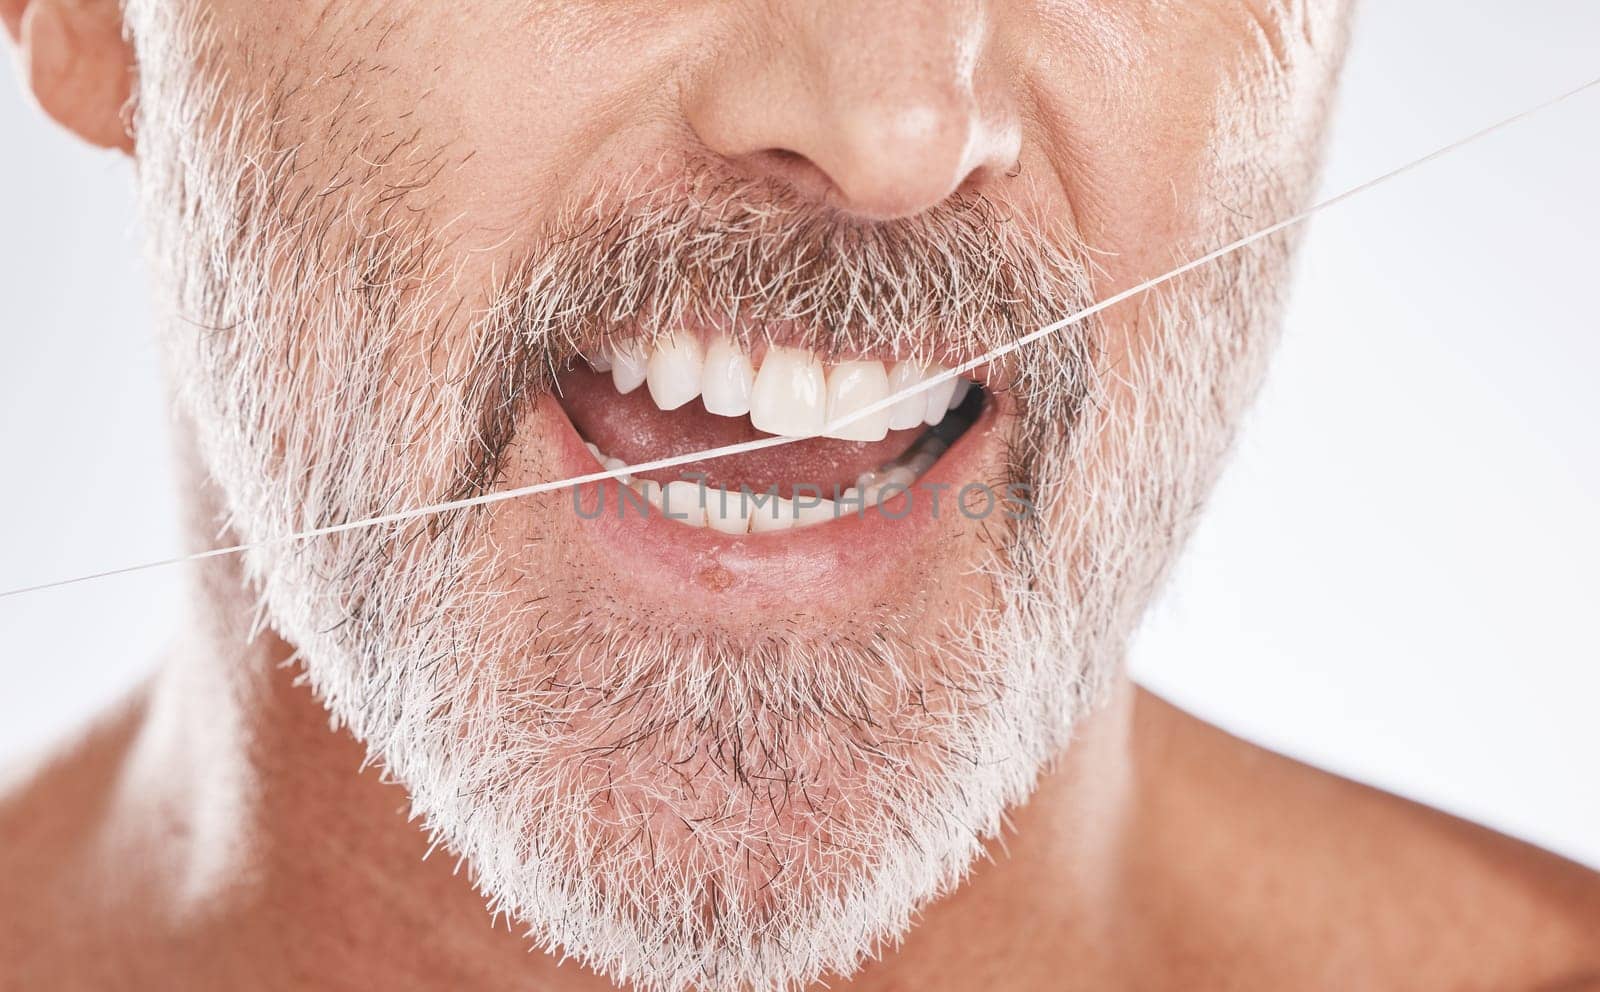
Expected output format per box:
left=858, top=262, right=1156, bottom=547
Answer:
left=553, top=334, right=986, bottom=534
left=475, top=327, right=1016, bottom=626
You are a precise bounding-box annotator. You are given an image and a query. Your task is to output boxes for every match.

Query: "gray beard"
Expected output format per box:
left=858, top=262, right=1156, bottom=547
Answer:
left=128, top=7, right=1300, bottom=988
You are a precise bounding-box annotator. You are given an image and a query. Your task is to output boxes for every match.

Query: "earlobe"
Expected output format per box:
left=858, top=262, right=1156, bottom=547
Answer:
left=16, top=0, right=135, bottom=153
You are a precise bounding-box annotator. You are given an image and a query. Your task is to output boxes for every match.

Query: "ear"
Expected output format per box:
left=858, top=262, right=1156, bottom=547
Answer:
left=3, top=0, right=135, bottom=153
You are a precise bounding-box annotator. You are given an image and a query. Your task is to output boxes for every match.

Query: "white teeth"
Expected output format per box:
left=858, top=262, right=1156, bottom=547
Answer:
left=661, top=481, right=706, bottom=527
left=886, top=361, right=929, bottom=431
left=602, top=456, right=631, bottom=483
left=793, top=497, right=838, bottom=527
left=646, top=334, right=704, bottom=411
left=584, top=341, right=984, bottom=535
left=922, top=370, right=958, bottom=425
left=703, top=488, right=755, bottom=535
left=700, top=337, right=755, bottom=417
left=635, top=479, right=662, bottom=509
left=611, top=340, right=649, bottom=394
left=750, top=346, right=827, bottom=437
left=584, top=419, right=957, bottom=534
left=749, top=496, right=797, bottom=533
left=587, top=353, right=613, bottom=373
left=823, top=361, right=891, bottom=442
left=610, top=338, right=971, bottom=439
left=881, top=465, right=916, bottom=488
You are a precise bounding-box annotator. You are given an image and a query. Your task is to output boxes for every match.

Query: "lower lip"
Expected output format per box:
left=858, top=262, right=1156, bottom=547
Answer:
left=537, top=392, right=1009, bottom=612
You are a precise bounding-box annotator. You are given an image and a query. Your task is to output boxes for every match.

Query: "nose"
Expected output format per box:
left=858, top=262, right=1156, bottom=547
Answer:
left=685, top=2, right=1022, bottom=220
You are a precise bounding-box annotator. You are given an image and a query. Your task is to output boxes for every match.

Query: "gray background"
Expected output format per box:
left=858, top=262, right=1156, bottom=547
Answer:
left=3, top=4, right=1597, bottom=864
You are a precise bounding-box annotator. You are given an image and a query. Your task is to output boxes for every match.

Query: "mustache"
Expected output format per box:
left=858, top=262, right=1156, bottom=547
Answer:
left=456, top=160, right=1100, bottom=498
left=504, top=161, right=1094, bottom=362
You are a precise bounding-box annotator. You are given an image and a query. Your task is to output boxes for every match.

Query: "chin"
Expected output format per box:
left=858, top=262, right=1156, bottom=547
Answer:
left=312, top=348, right=1088, bottom=992
left=359, top=577, right=1088, bottom=992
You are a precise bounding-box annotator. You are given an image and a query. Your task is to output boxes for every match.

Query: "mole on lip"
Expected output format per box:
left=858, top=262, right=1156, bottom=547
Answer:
left=694, top=563, right=736, bottom=591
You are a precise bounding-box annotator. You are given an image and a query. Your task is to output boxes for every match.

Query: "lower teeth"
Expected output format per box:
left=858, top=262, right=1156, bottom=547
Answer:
left=581, top=384, right=982, bottom=534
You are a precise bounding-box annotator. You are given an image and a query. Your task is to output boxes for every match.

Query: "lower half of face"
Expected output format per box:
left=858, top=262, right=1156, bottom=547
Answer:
left=125, top=0, right=1345, bottom=989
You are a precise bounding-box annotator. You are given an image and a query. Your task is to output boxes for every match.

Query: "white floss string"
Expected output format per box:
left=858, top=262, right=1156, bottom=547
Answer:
left=4, top=74, right=1596, bottom=601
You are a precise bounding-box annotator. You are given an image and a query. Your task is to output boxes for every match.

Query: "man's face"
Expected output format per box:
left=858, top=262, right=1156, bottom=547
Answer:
left=126, top=1, right=1347, bottom=988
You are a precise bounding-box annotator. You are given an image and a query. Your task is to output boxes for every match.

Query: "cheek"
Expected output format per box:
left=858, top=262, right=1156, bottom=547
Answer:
left=342, top=3, right=709, bottom=256
left=1018, top=5, right=1335, bottom=389
left=181, top=0, right=672, bottom=254
left=1025, top=3, right=1324, bottom=293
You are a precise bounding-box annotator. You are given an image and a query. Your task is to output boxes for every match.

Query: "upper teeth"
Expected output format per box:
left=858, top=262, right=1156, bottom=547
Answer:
left=598, top=336, right=968, bottom=440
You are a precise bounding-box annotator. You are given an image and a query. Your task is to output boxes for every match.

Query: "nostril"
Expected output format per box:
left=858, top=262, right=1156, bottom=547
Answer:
left=953, top=154, right=1021, bottom=197
left=739, top=146, right=836, bottom=200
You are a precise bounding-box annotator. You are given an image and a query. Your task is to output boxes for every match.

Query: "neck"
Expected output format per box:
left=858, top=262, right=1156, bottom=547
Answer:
left=91, top=440, right=1145, bottom=991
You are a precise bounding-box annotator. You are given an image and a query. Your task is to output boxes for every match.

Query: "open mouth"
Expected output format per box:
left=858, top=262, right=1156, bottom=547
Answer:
left=552, top=335, right=989, bottom=535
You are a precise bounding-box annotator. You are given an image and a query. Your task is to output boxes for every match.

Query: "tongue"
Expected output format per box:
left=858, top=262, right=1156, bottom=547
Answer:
left=555, top=367, right=923, bottom=498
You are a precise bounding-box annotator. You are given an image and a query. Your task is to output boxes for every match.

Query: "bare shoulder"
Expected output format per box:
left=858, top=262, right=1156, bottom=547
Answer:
left=1131, top=690, right=1600, bottom=991
left=0, top=695, right=147, bottom=989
